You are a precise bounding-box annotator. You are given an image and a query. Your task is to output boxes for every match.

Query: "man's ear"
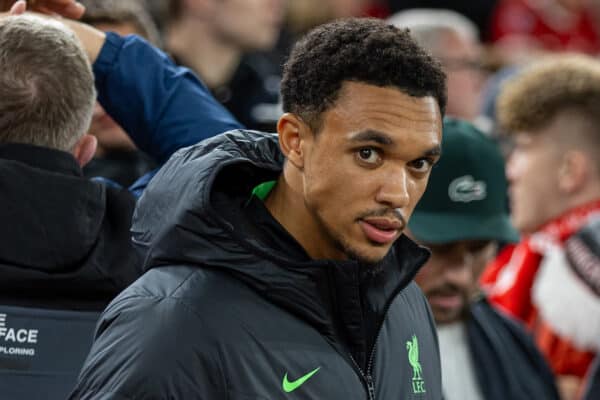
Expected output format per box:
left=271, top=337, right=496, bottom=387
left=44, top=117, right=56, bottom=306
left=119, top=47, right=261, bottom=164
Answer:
left=72, top=134, right=98, bottom=167
left=277, top=113, right=311, bottom=170
left=558, top=150, right=590, bottom=193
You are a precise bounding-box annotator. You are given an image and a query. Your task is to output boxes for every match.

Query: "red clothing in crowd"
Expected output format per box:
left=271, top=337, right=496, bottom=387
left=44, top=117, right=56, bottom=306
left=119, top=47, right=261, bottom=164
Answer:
left=364, top=2, right=389, bottom=18
left=491, top=0, right=600, bottom=53
left=481, top=200, right=600, bottom=377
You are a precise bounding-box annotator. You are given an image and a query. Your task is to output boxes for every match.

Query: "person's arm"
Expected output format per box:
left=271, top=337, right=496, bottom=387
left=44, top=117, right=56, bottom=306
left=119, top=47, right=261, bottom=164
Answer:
left=90, top=32, right=242, bottom=196
left=92, top=32, right=242, bottom=166
left=56, top=18, right=242, bottom=183
left=64, top=22, right=243, bottom=194
left=3, top=1, right=243, bottom=194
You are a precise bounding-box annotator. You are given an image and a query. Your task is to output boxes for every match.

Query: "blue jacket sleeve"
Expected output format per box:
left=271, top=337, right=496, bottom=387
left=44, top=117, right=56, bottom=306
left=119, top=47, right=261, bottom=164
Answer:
left=92, top=33, right=243, bottom=194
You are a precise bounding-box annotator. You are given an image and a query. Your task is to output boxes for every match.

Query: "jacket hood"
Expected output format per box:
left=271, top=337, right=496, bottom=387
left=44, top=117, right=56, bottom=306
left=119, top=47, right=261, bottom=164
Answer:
left=132, top=129, right=429, bottom=340
left=0, top=143, right=139, bottom=309
left=133, top=130, right=290, bottom=267
left=0, top=145, right=106, bottom=269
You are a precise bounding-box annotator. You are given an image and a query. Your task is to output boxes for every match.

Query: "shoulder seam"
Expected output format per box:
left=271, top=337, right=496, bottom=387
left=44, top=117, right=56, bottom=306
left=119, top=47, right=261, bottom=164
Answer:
left=167, top=267, right=200, bottom=297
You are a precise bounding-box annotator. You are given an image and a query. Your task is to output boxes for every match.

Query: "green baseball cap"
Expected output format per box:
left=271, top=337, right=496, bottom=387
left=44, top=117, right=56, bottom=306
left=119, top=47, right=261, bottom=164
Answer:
left=409, top=118, right=519, bottom=244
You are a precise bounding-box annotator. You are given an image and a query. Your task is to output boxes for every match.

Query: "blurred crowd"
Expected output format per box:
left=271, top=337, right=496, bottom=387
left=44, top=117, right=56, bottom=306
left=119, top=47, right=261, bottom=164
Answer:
left=80, top=0, right=600, bottom=181
left=0, top=0, right=599, bottom=399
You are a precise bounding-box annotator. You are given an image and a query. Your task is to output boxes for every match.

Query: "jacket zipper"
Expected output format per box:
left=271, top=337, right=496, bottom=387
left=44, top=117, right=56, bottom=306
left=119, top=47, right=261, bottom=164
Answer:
left=326, top=259, right=425, bottom=400
left=348, top=282, right=406, bottom=400
left=347, top=317, right=384, bottom=400
left=348, top=354, right=375, bottom=400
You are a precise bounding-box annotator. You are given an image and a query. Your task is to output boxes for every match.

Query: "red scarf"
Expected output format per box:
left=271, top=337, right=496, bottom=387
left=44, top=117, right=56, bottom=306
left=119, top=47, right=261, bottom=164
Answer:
left=481, top=200, right=600, bottom=377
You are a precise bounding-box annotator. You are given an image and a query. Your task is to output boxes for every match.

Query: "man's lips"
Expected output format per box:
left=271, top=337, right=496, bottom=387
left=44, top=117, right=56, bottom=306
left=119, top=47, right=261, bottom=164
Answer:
left=428, top=294, right=463, bottom=310
left=359, top=217, right=404, bottom=244
left=427, top=287, right=465, bottom=311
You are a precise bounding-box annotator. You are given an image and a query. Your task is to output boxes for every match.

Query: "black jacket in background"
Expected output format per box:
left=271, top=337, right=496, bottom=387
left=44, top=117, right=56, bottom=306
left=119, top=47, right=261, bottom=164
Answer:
left=467, top=297, right=560, bottom=400
left=71, top=130, right=443, bottom=399
left=0, top=143, right=142, bottom=311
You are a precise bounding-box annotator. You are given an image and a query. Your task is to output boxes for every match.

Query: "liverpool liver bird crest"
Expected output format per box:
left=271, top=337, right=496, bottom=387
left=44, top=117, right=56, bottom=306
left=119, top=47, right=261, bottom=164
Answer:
left=406, top=334, right=423, bottom=381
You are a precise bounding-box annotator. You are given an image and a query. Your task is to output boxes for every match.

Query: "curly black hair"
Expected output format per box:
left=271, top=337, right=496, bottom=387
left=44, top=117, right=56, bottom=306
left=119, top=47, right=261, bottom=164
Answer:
left=281, top=18, right=447, bottom=132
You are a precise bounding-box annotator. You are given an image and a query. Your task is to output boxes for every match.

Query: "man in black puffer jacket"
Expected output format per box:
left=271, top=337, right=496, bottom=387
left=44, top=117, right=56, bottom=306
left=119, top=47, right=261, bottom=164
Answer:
left=71, top=18, right=448, bottom=399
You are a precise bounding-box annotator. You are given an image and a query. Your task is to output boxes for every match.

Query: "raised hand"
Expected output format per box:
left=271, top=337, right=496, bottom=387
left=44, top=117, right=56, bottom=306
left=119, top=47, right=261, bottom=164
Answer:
left=1, top=0, right=85, bottom=19
left=8, top=0, right=25, bottom=14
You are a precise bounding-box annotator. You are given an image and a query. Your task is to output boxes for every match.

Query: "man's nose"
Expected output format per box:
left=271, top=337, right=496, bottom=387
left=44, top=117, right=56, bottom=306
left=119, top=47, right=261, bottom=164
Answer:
left=443, top=252, right=474, bottom=287
left=375, top=168, right=410, bottom=209
left=506, top=151, right=522, bottom=183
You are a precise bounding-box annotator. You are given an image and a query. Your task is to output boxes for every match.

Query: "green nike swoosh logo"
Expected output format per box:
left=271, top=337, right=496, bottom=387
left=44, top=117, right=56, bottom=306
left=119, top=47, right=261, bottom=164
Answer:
left=282, top=367, right=321, bottom=393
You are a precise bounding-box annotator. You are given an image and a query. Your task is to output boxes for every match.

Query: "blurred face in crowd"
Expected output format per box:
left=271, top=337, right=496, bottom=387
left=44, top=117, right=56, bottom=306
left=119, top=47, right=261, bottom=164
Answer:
left=213, top=0, right=285, bottom=51
left=506, top=111, right=600, bottom=234
left=415, top=240, right=497, bottom=324
left=281, top=82, right=442, bottom=263
left=558, top=0, right=587, bottom=11
left=506, top=124, right=566, bottom=234
left=327, top=0, right=368, bottom=17
left=437, top=31, right=484, bottom=121
left=87, top=21, right=140, bottom=156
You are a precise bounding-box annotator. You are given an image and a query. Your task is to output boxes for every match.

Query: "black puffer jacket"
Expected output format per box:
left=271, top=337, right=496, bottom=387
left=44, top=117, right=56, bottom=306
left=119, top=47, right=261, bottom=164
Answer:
left=71, top=130, right=442, bottom=399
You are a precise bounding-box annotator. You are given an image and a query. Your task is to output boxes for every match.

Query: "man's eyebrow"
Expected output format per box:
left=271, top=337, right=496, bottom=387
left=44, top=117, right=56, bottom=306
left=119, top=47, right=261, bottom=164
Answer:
left=349, top=130, right=394, bottom=145
left=423, top=145, right=442, bottom=157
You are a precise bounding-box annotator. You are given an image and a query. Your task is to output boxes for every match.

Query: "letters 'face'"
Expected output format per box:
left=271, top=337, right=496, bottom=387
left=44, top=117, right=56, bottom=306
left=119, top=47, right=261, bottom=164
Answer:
left=299, top=82, right=442, bottom=264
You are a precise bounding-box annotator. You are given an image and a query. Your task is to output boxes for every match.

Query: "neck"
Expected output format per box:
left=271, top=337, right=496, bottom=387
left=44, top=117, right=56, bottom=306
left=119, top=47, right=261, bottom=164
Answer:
left=564, top=193, right=600, bottom=217
left=166, top=18, right=242, bottom=88
left=264, top=171, right=346, bottom=261
left=535, top=196, right=600, bottom=238
left=560, top=180, right=600, bottom=217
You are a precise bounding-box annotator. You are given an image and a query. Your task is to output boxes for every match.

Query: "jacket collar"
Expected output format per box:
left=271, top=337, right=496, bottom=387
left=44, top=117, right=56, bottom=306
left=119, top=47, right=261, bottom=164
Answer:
left=0, top=143, right=82, bottom=177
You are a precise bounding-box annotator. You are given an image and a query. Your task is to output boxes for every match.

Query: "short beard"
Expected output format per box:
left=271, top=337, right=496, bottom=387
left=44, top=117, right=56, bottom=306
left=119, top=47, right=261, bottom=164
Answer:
left=428, top=284, right=471, bottom=323
left=332, top=230, right=387, bottom=279
left=307, top=202, right=391, bottom=275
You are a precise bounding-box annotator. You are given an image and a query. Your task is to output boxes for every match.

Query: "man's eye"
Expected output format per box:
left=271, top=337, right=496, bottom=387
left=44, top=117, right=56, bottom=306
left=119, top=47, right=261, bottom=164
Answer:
left=357, top=148, right=381, bottom=165
left=469, top=241, right=493, bottom=254
left=410, top=158, right=433, bottom=173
